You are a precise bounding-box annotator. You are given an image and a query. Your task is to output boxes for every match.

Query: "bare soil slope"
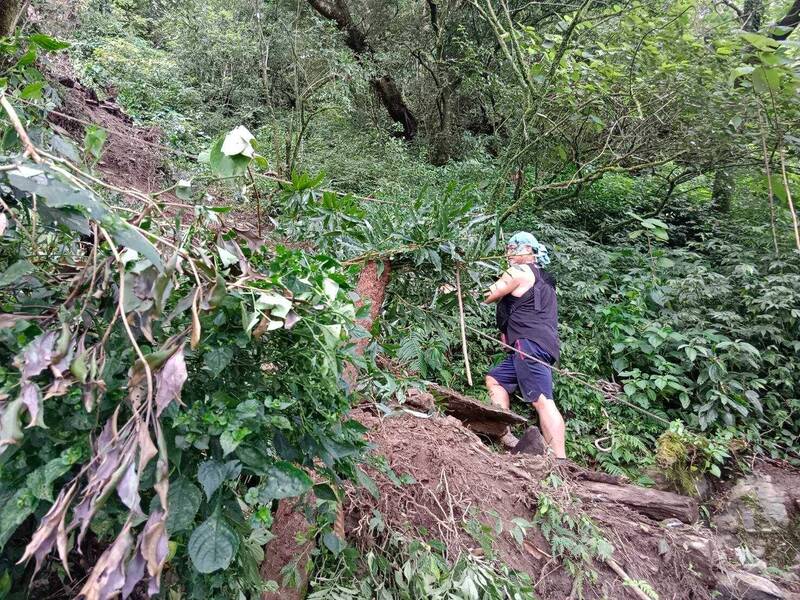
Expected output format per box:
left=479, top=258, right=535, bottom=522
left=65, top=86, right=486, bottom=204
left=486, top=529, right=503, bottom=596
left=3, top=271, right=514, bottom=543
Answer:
left=345, top=406, right=800, bottom=600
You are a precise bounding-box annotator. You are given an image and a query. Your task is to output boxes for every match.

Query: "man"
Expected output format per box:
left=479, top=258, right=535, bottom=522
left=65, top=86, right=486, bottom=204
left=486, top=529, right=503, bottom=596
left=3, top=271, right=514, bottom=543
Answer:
left=483, top=232, right=566, bottom=458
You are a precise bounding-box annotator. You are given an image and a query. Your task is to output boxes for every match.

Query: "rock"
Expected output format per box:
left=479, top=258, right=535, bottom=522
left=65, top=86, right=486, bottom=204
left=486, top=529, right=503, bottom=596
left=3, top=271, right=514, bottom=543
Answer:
left=643, top=467, right=712, bottom=500
left=727, top=475, right=790, bottom=529
left=680, top=532, right=722, bottom=585
left=716, top=570, right=786, bottom=600
left=713, top=473, right=794, bottom=561
left=404, top=388, right=435, bottom=412
left=511, top=426, right=546, bottom=456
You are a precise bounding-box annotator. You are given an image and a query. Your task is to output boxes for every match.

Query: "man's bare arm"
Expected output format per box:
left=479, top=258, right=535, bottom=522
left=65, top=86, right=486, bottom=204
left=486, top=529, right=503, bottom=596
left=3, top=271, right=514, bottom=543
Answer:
left=484, top=270, right=520, bottom=303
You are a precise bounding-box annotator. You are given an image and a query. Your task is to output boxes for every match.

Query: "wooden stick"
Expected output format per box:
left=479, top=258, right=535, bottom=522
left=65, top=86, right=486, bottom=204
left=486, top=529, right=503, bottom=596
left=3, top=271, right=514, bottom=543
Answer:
left=779, top=147, right=800, bottom=251
left=604, top=557, right=653, bottom=600
left=455, top=267, right=473, bottom=386
left=757, top=107, right=780, bottom=253
left=0, top=93, right=42, bottom=163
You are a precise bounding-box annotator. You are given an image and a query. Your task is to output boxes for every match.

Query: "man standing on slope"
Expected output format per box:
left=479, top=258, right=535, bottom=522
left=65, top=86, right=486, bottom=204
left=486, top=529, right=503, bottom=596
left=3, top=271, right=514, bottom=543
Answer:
left=483, top=232, right=566, bottom=458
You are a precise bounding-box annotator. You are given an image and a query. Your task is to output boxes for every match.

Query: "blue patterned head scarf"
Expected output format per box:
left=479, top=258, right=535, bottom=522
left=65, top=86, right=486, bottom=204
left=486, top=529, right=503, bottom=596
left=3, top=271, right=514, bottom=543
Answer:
left=507, top=231, right=551, bottom=266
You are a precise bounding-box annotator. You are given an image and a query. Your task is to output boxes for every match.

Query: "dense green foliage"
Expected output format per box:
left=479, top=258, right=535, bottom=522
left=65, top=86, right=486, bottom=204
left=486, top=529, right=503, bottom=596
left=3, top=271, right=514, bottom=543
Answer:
left=1, top=0, right=800, bottom=597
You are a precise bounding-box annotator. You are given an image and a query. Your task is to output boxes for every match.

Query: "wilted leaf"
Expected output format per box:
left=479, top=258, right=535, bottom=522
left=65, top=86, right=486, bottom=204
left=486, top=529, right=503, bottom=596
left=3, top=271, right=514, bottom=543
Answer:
left=19, top=381, right=44, bottom=429
left=140, top=509, right=168, bottom=595
left=17, top=331, right=57, bottom=379
left=188, top=514, right=239, bottom=575
left=17, top=481, right=77, bottom=575
left=138, top=423, right=158, bottom=472
left=116, top=462, right=142, bottom=515
left=284, top=310, right=301, bottom=329
left=190, top=291, right=201, bottom=349
left=0, top=454, right=76, bottom=548
left=78, top=520, right=134, bottom=600
left=154, top=348, right=187, bottom=416
left=121, top=546, right=145, bottom=600
left=0, top=397, right=25, bottom=449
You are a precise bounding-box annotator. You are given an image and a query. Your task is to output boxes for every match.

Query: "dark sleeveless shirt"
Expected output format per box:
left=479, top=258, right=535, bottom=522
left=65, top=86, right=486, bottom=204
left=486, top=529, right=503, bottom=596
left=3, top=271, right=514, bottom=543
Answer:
left=495, top=264, right=560, bottom=362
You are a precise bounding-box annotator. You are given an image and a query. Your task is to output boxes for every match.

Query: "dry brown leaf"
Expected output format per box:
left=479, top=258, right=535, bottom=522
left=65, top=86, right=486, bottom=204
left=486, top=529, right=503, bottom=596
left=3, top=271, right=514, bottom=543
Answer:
left=137, top=423, right=158, bottom=472
left=116, top=462, right=142, bottom=515
left=252, top=315, right=270, bottom=339
left=17, top=481, right=77, bottom=575
left=190, top=291, right=201, bottom=349
left=154, top=347, right=187, bottom=416
left=121, top=543, right=146, bottom=599
left=78, top=520, right=134, bottom=600
left=140, top=509, right=168, bottom=595
left=17, top=331, right=57, bottom=379
left=19, top=381, right=44, bottom=428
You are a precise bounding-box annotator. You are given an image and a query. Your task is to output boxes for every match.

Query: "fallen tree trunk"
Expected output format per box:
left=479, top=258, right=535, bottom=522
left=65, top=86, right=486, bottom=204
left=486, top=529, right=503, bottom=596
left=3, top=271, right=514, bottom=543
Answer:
left=421, top=382, right=527, bottom=441
left=575, top=479, right=699, bottom=524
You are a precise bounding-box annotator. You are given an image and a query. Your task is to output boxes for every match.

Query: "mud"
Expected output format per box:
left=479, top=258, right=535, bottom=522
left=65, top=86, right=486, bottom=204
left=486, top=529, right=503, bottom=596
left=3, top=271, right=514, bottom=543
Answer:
left=343, top=407, right=797, bottom=600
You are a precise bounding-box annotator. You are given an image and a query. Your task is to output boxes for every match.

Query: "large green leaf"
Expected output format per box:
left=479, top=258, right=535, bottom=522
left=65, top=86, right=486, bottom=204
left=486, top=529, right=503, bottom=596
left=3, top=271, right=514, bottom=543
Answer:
left=207, top=136, right=251, bottom=178
left=106, top=217, right=164, bottom=272
left=197, top=460, right=226, bottom=501
left=197, top=460, right=240, bottom=500
left=165, top=478, right=202, bottom=534
left=0, top=260, right=34, bottom=288
left=29, top=34, right=71, bottom=51
left=257, top=461, right=312, bottom=502
left=7, top=165, right=109, bottom=221
left=188, top=511, right=239, bottom=573
left=203, top=346, right=233, bottom=377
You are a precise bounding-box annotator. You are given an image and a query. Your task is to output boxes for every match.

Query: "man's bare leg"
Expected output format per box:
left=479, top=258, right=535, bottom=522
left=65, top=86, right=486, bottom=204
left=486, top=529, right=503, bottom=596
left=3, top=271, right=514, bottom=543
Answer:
left=486, top=375, right=510, bottom=410
left=532, top=394, right=566, bottom=458
left=486, top=375, right=518, bottom=447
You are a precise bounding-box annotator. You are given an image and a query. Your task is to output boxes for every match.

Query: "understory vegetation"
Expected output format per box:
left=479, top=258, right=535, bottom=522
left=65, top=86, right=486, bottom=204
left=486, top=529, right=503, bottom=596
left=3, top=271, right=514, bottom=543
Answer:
left=0, top=0, right=799, bottom=596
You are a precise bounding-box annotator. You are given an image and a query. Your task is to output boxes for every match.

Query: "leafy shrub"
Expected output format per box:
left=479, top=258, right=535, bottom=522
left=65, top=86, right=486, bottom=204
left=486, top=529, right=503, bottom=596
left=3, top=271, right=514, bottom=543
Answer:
left=308, top=528, right=534, bottom=600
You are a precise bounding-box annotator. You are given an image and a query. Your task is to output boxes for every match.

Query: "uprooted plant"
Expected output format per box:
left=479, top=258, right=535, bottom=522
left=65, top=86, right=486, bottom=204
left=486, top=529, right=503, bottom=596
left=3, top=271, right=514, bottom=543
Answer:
left=0, top=85, right=369, bottom=598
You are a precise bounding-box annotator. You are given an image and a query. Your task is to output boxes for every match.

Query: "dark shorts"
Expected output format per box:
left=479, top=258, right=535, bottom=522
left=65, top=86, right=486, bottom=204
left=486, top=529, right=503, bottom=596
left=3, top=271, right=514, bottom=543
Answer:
left=488, top=338, right=555, bottom=403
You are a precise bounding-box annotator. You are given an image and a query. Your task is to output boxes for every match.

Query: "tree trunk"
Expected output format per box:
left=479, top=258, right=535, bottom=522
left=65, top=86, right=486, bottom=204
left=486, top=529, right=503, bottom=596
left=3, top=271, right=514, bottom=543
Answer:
left=0, top=0, right=26, bottom=36
left=306, top=0, right=418, bottom=140
left=743, top=0, right=763, bottom=31
left=371, top=76, right=418, bottom=140
left=711, top=168, right=734, bottom=213
left=771, top=0, right=800, bottom=40
left=576, top=480, right=699, bottom=524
